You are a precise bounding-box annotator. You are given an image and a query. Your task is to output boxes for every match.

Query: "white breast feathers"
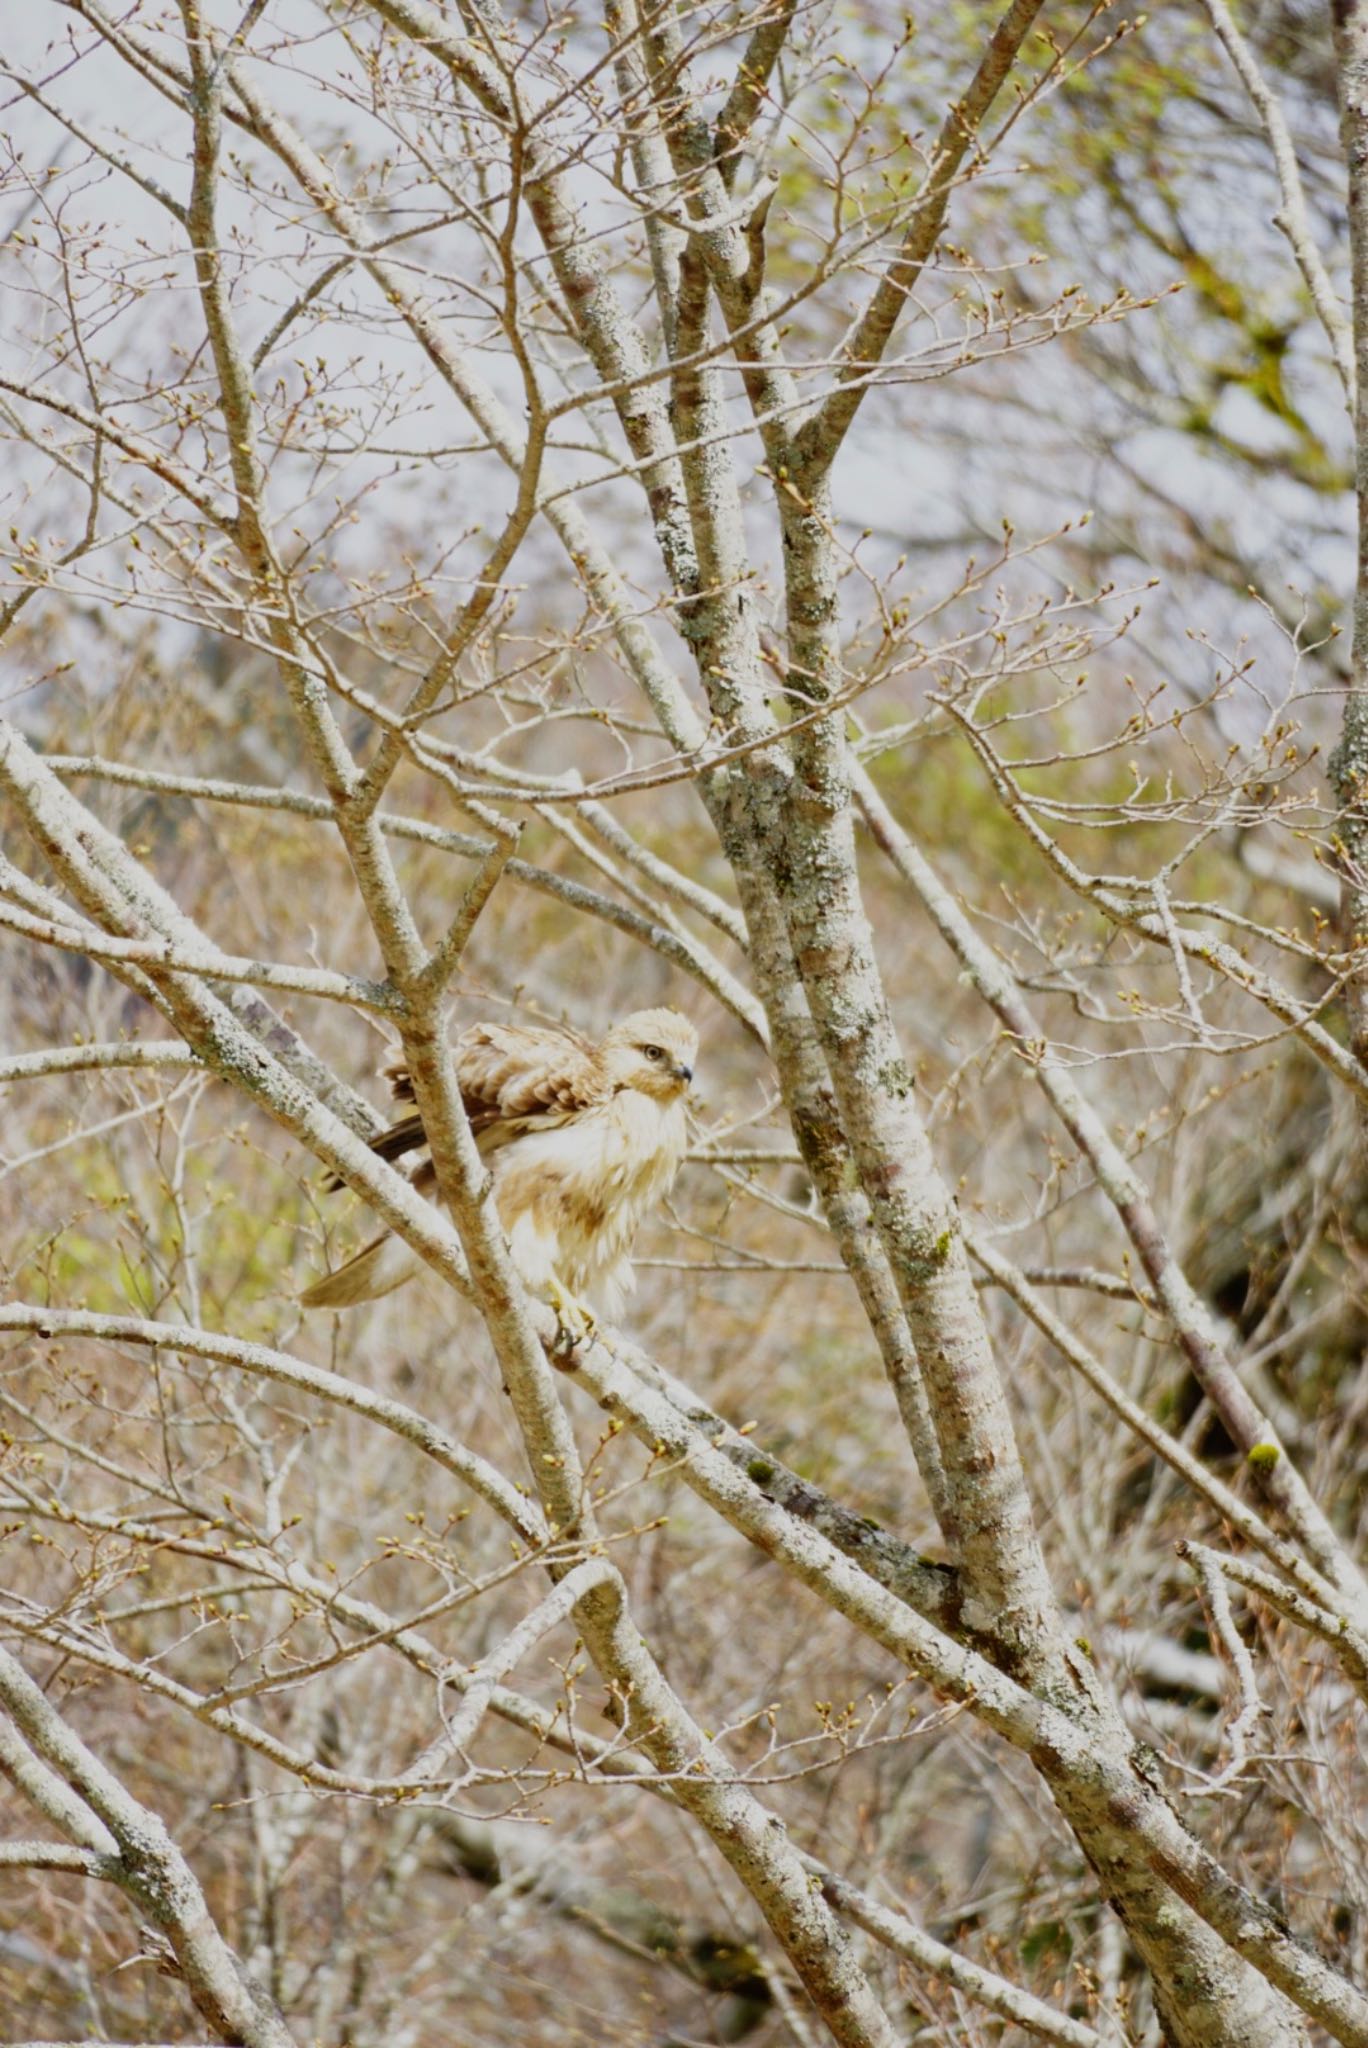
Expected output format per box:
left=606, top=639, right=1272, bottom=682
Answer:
left=492, top=1090, right=688, bottom=1316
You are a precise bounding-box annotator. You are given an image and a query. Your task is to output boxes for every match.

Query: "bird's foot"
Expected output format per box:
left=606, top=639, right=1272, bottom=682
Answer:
left=546, top=1273, right=596, bottom=1350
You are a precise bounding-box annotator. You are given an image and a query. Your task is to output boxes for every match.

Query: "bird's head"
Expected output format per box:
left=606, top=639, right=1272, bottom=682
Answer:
left=601, top=1008, right=698, bottom=1101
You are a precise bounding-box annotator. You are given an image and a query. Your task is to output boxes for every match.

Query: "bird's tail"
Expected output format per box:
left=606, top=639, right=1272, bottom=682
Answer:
left=299, top=1233, right=418, bottom=1310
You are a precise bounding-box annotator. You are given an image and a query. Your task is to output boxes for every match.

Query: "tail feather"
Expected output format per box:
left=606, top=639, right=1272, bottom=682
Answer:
left=299, top=1232, right=419, bottom=1309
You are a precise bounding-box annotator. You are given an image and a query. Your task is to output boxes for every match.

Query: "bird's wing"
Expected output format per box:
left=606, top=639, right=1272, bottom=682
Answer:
left=360, top=1022, right=603, bottom=1172
left=452, top=1021, right=602, bottom=1128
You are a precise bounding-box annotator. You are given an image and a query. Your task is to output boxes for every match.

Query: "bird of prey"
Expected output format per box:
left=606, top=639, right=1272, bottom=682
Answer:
left=300, top=1008, right=698, bottom=1331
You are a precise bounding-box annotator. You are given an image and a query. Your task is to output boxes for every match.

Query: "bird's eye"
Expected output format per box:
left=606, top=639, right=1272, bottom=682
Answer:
left=642, top=1045, right=663, bottom=1061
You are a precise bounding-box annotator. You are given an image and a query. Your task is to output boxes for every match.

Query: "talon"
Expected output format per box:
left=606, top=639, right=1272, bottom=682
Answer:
left=547, top=1273, right=595, bottom=1347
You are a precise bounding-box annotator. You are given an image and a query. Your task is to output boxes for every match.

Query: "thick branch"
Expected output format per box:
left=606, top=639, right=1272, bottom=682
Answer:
left=0, top=1647, right=296, bottom=2048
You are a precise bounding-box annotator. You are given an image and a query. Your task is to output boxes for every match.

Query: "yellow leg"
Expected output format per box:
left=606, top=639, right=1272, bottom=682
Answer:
left=546, top=1271, right=596, bottom=1346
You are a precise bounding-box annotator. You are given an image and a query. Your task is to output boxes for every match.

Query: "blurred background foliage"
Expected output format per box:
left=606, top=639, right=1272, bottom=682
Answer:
left=3, top=0, right=1368, bottom=2038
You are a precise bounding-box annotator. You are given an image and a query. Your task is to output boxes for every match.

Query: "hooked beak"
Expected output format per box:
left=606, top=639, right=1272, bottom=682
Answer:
left=674, top=1062, right=694, bottom=1084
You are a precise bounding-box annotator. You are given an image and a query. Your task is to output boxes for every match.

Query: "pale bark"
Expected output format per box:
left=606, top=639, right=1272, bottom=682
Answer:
left=855, top=763, right=1368, bottom=1645
left=552, top=1323, right=1352, bottom=2045
left=0, top=1651, right=297, bottom=2048
left=1332, top=0, right=1368, bottom=1073
left=3, top=4, right=1364, bottom=2043
left=0, top=731, right=903, bottom=2044
left=1199, top=0, right=1355, bottom=407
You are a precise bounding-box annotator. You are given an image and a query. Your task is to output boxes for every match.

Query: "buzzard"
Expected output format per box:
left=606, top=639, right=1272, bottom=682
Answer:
left=300, top=1008, right=698, bottom=1331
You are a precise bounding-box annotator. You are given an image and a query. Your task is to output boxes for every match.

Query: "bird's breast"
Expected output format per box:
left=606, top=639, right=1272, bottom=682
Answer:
left=491, top=1091, right=686, bottom=1244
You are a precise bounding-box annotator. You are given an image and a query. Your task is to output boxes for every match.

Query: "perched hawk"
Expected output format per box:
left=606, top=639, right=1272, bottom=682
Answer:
left=300, top=1008, right=698, bottom=1329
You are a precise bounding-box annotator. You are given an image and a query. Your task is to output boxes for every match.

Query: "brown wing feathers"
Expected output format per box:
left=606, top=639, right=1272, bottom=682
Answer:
left=325, top=1022, right=601, bottom=1190
left=449, top=1021, right=599, bottom=1120
left=366, top=1114, right=427, bottom=1165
